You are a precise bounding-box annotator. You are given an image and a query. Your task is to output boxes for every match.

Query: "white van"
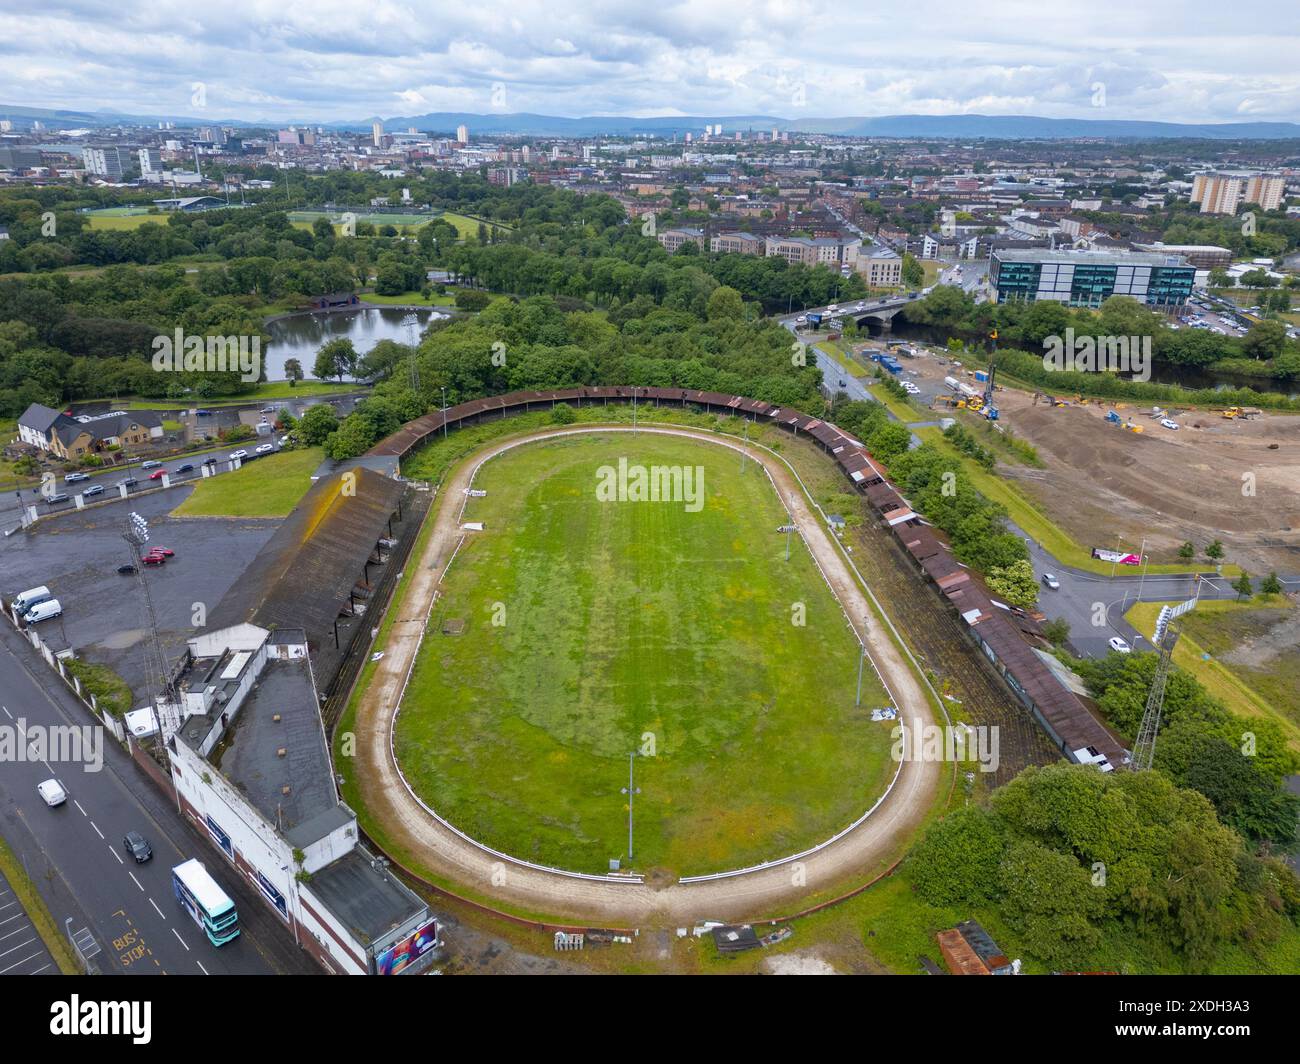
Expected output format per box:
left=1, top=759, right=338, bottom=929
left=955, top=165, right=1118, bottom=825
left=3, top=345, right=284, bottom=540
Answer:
left=37, top=779, right=67, bottom=807
left=23, top=599, right=63, bottom=624
left=12, top=585, right=51, bottom=614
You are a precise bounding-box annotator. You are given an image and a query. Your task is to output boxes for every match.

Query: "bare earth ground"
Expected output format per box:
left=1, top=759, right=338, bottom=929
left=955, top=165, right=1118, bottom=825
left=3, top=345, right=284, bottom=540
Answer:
left=909, top=355, right=1300, bottom=574
left=352, top=424, right=940, bottom=927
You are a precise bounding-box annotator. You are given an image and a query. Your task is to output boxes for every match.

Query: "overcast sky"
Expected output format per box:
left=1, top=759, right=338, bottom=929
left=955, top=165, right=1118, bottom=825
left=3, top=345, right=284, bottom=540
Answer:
left=3, top=0, right=1298, bottom=125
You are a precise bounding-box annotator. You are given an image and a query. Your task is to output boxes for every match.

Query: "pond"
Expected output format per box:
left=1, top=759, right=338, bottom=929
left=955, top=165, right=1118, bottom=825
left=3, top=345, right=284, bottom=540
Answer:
left=263, top=307, right=449, bottom=381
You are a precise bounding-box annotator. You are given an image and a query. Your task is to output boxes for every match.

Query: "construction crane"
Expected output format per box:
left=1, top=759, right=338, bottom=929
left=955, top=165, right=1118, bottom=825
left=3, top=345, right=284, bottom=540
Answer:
left=982, top=329, right=999, bottom=419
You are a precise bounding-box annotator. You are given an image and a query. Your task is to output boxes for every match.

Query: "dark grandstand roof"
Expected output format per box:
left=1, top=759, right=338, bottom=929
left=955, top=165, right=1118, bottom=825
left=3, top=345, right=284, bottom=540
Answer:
left=208, top=468, right=403, bottom=648
left=211, top=657, right=336, bottom=832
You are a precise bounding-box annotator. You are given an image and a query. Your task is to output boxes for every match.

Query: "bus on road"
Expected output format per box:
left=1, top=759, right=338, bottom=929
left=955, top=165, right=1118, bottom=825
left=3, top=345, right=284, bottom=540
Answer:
left=172, top=859, right=240, bottom=946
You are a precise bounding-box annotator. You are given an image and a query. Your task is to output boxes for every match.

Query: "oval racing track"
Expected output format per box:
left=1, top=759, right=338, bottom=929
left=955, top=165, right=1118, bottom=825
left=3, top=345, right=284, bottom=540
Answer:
left=352, top=418, right=942, bottom=925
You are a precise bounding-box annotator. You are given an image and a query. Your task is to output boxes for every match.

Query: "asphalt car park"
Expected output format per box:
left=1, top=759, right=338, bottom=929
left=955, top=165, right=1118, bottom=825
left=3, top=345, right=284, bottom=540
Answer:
left=0, top=487, right=279, bottom=701
left=0, top=870, right=59, bottom=975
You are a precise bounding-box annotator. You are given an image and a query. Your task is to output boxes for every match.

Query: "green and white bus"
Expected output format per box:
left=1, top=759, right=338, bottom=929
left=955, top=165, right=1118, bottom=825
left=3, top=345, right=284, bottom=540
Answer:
left=172, top=858, right=240, bottom=946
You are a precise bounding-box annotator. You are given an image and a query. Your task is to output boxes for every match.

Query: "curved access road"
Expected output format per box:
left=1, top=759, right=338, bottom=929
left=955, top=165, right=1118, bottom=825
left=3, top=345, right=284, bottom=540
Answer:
left=352, top=423, right=941, bottom=926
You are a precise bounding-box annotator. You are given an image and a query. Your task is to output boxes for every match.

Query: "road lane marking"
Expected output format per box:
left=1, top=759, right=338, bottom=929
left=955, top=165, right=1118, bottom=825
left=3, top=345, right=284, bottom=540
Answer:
left=110, top=847, right=124, bottom=865
left=149, top=898, right=165, bottom=920
left=74, top=800, right=87, bottom=816
left=89, top=821, right=105, bottom=840
left=171, top=928, right=190, bottom=951
left=129, top=871, right=143, bottom=891
left=197, top=960, right=209, bottom=975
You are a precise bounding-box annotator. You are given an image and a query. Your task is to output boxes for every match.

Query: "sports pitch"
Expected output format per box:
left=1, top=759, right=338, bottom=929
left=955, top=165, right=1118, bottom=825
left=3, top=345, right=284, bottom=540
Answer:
left=394, top=432, right=895, bottom=877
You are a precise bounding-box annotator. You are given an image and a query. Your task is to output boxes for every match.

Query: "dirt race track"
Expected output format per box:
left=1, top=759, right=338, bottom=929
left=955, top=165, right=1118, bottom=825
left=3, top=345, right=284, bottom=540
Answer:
left=351, top=424, right=941, bottom=927
left=912, top=355, right=1300, bottom=574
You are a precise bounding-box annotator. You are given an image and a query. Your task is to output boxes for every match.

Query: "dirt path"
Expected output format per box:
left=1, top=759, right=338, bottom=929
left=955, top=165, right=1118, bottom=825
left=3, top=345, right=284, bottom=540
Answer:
left=353, top=424, right=940, bottom=926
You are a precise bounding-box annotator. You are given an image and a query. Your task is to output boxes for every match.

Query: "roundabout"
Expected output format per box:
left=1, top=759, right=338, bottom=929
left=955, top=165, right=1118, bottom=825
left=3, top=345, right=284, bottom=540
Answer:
left=348, top=398, right=942, bottom=925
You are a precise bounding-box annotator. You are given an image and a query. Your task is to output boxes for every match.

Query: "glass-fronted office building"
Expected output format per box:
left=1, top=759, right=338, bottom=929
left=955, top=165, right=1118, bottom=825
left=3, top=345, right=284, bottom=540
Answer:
left=989, top=250, right=1194, bottom=308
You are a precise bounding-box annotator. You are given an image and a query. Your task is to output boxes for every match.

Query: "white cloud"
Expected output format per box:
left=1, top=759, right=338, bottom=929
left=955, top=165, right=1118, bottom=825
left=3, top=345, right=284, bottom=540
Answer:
left=0, top=0, right=1296, bottom=123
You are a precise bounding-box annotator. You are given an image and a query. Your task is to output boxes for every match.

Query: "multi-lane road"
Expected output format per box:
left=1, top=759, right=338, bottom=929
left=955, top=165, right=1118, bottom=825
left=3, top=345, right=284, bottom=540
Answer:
left=2, top=440, right=284, bottom=525
left=0, top=620, right=315, bottom=975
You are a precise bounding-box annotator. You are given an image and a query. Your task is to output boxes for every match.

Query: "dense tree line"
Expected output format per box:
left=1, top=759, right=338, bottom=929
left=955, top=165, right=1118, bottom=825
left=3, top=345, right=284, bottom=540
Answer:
left=1075, top=652, right=1300, bottom=846
left=311, top=289, right=824, bottom=460
left=906, top=764, right=1300, bottom=971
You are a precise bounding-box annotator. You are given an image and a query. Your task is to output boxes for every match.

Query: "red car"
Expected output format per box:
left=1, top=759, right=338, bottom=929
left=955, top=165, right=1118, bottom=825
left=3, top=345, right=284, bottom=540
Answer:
left=141, top=554, right=166, bottom=566
left=148, top=470, right=166, bottom=481
left=146, top=547, right=175, bottom=557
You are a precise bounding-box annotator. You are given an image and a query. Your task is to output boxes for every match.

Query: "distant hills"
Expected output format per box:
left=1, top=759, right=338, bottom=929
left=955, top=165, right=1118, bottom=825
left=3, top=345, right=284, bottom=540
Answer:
left=3, top=103, right=1299, bottom=140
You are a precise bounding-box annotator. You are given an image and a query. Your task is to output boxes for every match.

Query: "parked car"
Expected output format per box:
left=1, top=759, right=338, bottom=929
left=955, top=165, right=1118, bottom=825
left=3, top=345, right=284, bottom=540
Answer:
left=122, top=831, right=153, bottom=863
left=13, top=586, right=52, bottom=614
left=81, top=484, right=105, bottom=498
left=1042, top=573, right=1060, bottom=590
left=195, top=409, right=213, bottom=417
left=64, top=472, right=90, bottom=483
left=1108, top=636, right=1132, bottom=654
left=116, top=563, right=137, bottom=575
left=794, top=315, right=807, bottom=323
left=23, top=599, right=63, bottom=624
left=1160, top=419, right=1180, bottom=430
left=261, top=405, right=276, bottom=413
left=141, top=460, right=162, bottom=469
left=37, top=779, right=67, bottom=807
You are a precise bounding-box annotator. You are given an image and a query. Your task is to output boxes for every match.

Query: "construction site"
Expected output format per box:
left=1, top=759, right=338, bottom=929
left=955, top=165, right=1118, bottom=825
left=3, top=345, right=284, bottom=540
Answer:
left=907, top=352, right=1300, bottom=576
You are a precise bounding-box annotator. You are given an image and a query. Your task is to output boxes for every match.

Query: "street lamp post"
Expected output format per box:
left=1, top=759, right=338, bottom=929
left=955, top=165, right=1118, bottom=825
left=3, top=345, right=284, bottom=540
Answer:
left=440, top=386, right=447, bottom=440
left=620, top=753, right=641, bottom=862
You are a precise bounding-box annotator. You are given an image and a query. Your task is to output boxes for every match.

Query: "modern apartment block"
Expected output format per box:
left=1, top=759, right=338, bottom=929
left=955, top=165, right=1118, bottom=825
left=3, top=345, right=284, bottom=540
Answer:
left=710, top=231, right=764, bottom=255
left=657, top=226, right=705, bottom=252
left=1191, top=172, right=1285, bottom=214
left=855, top=246, right=904, bottom=288
left=82, top=145, right=125, bottom=179
left=989, top=249, right=1194, bottom=308
left=764, top=234, right=860, bottom=267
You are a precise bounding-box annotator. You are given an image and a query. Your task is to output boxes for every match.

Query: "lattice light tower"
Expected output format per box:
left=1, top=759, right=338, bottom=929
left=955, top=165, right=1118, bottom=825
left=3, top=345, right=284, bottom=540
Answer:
left=401, top=313, right=421, bottom=394
left=122, top=511, right=178, bottom=740
left=1131, top=594, right=1198, bottom=772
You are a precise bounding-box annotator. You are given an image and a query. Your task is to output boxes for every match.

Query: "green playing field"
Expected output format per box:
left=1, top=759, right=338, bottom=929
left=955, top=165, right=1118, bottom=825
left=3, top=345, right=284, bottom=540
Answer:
left=394, top=432, right=895, bottom=876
